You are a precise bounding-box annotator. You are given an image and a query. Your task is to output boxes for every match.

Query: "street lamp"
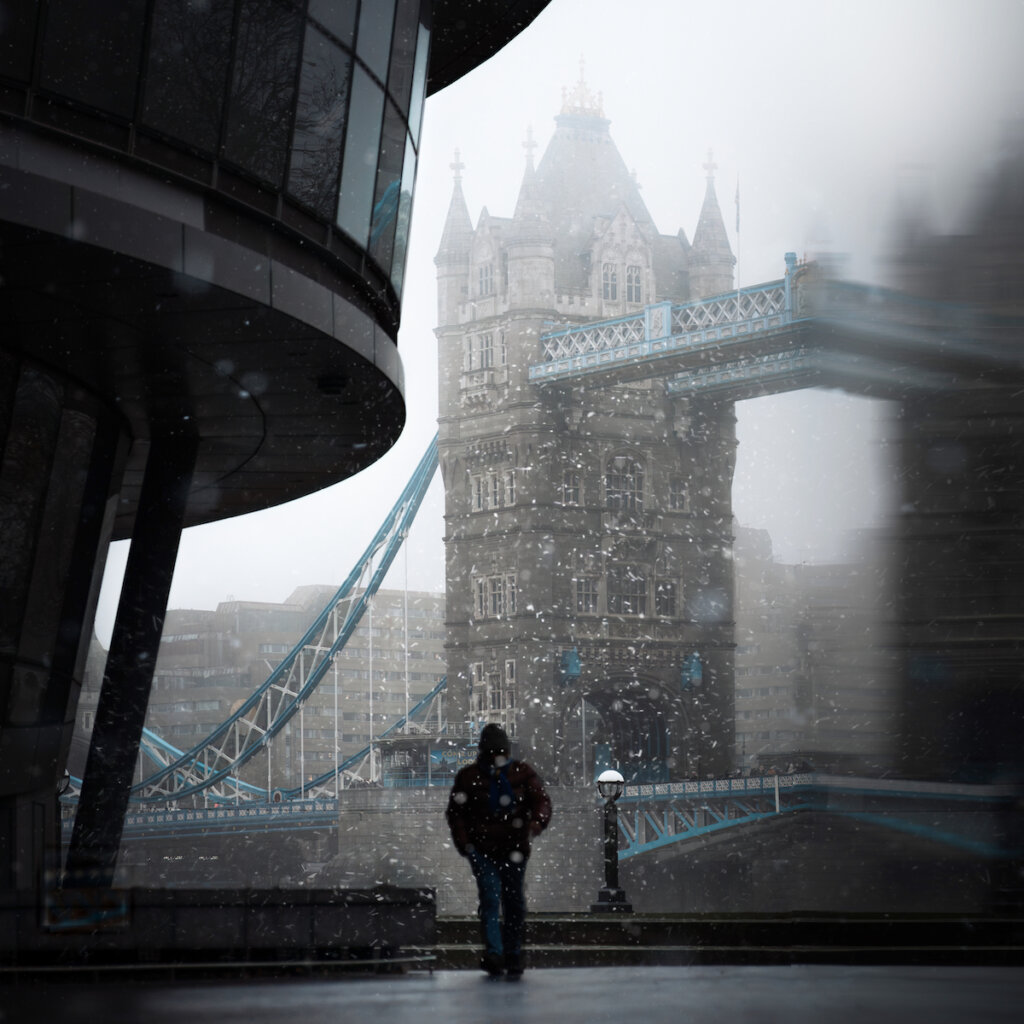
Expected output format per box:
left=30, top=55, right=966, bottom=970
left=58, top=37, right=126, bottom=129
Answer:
left=591, top=769, right=633, bottom=913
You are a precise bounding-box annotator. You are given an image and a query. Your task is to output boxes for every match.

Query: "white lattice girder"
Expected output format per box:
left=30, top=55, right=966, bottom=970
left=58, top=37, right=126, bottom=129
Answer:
left=533, top=284, right=790, bottom=383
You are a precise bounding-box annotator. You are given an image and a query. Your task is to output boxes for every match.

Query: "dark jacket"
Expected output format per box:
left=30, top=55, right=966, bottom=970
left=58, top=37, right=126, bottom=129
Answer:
left=446, top=755, right=552, bottom=860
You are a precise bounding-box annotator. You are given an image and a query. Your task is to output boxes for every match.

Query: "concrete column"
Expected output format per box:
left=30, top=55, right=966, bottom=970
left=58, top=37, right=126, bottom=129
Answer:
left=65, top=432, right=198, bottom=888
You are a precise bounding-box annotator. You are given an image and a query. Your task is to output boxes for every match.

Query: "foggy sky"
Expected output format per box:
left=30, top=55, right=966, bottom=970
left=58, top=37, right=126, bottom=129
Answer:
left=94, top=0, right=1024, bottom=643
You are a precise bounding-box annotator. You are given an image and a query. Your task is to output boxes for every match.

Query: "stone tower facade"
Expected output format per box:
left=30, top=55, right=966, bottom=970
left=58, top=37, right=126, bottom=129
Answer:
left=435, top=80, right=737, bottom=785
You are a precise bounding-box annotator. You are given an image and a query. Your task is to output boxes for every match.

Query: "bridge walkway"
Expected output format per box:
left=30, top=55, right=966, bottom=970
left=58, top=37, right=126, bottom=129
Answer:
left=3, top=963, right=1024, bottom=1024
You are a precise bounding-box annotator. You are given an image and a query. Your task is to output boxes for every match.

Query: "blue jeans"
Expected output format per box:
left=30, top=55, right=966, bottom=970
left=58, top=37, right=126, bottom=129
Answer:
left=468, top=850, right=527, bottom=959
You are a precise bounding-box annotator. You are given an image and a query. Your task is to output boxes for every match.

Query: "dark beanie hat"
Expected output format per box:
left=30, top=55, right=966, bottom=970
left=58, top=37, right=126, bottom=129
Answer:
left=478, top=723, right=510, bottom=754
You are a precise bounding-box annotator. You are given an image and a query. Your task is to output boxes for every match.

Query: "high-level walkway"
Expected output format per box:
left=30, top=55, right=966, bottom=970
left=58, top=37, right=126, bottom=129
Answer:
left=4, top=966, right=1024, bottom=1024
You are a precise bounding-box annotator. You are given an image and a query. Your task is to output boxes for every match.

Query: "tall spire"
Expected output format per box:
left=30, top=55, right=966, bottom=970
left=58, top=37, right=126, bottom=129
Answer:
left=690, top=149, right=735, bottom=298
left=436, top=148, right=474, bottom=262
left=523, top=125, right=537, bottom=171
left=692, top=150, right=733, bottom=258
left=513, top=126, right=552, bottom=240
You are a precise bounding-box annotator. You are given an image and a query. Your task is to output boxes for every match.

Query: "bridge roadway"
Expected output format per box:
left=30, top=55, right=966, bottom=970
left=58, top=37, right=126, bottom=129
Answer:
left=4, top=965, right=1024, bottom=1024
left=529, top=256, right=1024, bottom=399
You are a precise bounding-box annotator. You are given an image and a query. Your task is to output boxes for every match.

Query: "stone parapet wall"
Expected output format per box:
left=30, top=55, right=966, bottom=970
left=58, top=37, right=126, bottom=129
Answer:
left=322, top=786, right=603, bottom=915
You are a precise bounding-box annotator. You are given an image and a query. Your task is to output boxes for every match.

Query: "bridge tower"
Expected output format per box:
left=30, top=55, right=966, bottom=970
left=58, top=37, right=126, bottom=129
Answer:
left=436, top=78, right=737, bottom=784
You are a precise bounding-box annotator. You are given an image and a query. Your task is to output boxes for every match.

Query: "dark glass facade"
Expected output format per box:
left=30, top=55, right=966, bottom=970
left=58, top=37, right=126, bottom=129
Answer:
left=3, top=0, right=428, bottom=298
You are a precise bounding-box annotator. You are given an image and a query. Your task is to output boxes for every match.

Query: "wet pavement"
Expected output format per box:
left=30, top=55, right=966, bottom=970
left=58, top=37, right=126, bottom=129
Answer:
left=3, top=966, right=1024, bottom=1023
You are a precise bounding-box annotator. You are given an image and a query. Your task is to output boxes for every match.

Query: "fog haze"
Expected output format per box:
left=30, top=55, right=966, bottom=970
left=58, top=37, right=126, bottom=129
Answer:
left=94, top=0, right=1024, bottom=643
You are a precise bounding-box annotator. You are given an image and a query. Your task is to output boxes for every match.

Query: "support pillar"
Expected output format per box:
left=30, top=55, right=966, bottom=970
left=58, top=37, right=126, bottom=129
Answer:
left=0, top=357, right=127, bottom=892
left=64, top=432, right=197, bottom=888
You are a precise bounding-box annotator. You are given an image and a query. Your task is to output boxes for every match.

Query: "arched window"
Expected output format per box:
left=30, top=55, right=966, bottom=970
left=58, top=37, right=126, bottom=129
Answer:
left=478, top=262, right=494, bottom=296
left=626, top=264, right=642, bottom=303
left=602, top=262, right=618, bottom=300
left=605, top=454, right=643, bottom=512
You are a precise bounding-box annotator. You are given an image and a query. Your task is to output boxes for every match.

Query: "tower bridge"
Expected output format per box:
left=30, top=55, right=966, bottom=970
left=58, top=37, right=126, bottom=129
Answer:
left=435, top=78, right=1024, bottom=794
left=71, top=73, right=1021, bottom=820
left=55, top=78, right=1023, bottom=913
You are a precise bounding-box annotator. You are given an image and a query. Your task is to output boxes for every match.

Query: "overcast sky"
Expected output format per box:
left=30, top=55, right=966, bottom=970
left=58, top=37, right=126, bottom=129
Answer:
left=94, top=0, right=1024, bottom=643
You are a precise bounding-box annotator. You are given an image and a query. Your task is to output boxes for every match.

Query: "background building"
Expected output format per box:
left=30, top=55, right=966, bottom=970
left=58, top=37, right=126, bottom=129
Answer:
left=73, top=589, right=447, bottom=793
left=733, top=526, right=898, bottom=774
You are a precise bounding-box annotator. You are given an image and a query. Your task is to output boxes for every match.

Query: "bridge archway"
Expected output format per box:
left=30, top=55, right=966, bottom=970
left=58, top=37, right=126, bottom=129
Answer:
left=558, top=679, right=689, bottom=786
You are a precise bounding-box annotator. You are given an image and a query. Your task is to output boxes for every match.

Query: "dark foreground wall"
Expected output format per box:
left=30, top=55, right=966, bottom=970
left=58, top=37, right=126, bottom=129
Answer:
left=0, top=885, right=434, bottom=967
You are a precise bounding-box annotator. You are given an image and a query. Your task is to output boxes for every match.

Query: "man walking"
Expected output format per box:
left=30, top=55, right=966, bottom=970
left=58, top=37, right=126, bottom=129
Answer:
left=446, top=724, right=552, bottom=977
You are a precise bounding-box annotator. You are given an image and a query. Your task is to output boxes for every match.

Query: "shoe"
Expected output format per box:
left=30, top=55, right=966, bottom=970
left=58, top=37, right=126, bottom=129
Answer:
left=505, top=952, right=524, bottom=977
left=480, top=952, right=504, bottom=977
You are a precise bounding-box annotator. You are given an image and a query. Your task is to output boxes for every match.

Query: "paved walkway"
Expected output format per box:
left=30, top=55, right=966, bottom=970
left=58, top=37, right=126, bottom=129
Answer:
left=4, top=966, right=1024, bottom=1023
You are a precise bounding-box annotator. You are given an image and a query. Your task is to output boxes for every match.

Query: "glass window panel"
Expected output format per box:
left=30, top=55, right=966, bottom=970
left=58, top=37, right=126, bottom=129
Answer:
left=356, top=0, right=395, bottom=82
left=288, top=24, right=352, bottom=220
left=308, top=0, right=357, bottom=46
left=224, top=0, right=303, bottom=186
left=369, top=98, right=405, bottom=272
left=0, top=0, right=38, bottom=82
left=337, top=65, right=383, bottom=247
left=386, top=0, right=420, bottom=117
left=39, top=0, right=146, bottom=119
left=142, top=0, right=234, bottom=154
left=407, top=20, right=429, bottom=145
left=389, top=133, right=416, bottom=295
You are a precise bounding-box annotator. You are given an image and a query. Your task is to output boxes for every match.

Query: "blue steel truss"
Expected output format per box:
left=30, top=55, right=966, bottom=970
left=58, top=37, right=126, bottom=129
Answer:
left=529, top=256, right=1021, bottom=397
left=107, top=435, right=441, bottom=806
left=615, top=775, right=1024, bottom=860
left=64, top=676, right=448, bottom=823
left=530, top=277, right=791, bottom=384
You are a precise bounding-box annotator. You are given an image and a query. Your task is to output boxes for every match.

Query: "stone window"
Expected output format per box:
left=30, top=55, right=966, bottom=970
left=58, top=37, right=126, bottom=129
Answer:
left=473, top=572, right=517, bottom=617
left=602, top=262, right=618, bottom=300
left=608, top=565, right=647, bottom=615
left=605, top=455, right=643, bottom=512
left=470, top=470, right=515, bottom=511
left=560, top=470, right=581, bottom=505
left=479, top=262, right=494, bottom=296
left=575, top=577, right=599, bottom=614
left=626, top=264, right=643, bottom=303
left=655, top=580, right=677, bottom=617
left=478, top=332, right=494, bottom=368
left=669, top=477, right=688, bottom=511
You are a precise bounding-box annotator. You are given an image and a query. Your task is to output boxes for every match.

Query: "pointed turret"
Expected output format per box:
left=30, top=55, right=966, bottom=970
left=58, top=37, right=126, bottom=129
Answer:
left=512, top=126, right=550, bottom=231
left=435, top=150, right=474, bottom=325
left=436, top=149, right=474, bottom=261
left=690, top=151, right=735, bottom=299
left=507, top=127, right=555, bottom=308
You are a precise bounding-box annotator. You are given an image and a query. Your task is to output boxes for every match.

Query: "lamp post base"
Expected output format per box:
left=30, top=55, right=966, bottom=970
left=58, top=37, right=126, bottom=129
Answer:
left=591, top=887, right=633, bottom=913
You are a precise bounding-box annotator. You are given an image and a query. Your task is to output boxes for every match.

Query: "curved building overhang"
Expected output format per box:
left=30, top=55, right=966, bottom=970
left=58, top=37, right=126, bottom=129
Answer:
left=0, top=128, right=404, bottom=538
left=426, top=0, right=552, bottom=95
